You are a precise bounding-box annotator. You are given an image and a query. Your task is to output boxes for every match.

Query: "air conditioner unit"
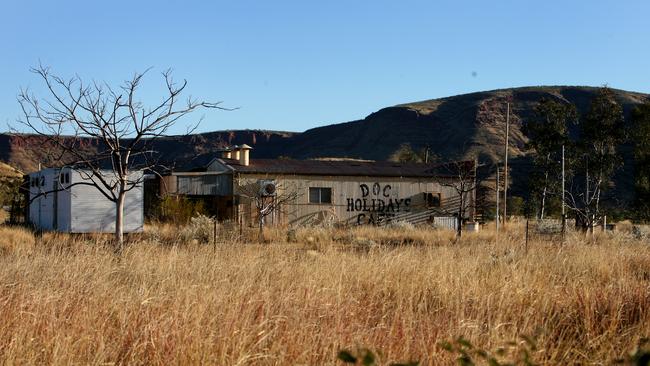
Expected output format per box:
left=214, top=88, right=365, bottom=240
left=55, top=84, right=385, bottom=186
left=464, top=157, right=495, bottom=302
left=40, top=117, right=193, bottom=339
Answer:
left=258, top=179, right=277, bottom=197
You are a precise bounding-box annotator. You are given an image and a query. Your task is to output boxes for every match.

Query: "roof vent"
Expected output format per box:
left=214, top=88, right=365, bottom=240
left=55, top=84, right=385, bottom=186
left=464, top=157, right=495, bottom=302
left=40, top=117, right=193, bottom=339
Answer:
left=239, top=144, right=253, bottom=166
left=221, top=147, right=232, bottom=159
left=232, top=145, right=240, bottom=161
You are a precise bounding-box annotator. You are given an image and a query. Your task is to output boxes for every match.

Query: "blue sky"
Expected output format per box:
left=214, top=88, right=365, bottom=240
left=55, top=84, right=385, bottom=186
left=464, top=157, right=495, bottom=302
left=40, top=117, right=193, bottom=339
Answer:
left=1, top=0, right=648, bottom=134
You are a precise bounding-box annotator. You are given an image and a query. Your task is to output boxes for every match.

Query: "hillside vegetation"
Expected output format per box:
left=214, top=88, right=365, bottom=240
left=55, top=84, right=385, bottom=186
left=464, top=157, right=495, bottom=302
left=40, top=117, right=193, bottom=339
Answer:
left=2, top=86, right=647, bottom=205
left=1, top=222, right=649, bottom=365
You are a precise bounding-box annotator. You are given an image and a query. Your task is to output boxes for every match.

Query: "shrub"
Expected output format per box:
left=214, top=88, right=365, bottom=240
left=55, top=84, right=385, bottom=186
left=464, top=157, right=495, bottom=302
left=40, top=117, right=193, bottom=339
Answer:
left=180, top=214, right=216, bottom=244
left=439, top=336, right=539, bottom=366
left=507, top=196, right=525, bottom=217
left=157, top=195, right=207, bottom=224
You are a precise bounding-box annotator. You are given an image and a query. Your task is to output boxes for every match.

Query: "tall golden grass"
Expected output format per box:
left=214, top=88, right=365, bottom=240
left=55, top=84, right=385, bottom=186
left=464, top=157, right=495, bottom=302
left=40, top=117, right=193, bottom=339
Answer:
left=0, top=222, right=649, bottom=365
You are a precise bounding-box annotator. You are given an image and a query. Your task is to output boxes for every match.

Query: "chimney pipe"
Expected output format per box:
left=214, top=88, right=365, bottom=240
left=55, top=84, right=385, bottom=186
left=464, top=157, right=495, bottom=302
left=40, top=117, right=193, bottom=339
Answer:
left=222, top=147, right=232, bottom=159
left=232, top=145, right=240, bottom=161
left=239, top=144, right=252, bottom=166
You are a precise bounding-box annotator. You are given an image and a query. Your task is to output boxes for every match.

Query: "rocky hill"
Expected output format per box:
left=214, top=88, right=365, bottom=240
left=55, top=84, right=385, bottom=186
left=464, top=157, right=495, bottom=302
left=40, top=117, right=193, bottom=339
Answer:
left=283, top=86, right=647, bottom=161
left=2, top=86, right=648, bottom=204
left=282, top=86, right=648, bottom=202
left=0, top=130, right=296, bottom=174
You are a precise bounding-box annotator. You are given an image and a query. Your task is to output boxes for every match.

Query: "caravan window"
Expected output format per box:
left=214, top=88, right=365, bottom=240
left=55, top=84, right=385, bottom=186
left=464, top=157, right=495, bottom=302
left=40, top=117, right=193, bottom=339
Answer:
left=59, top=172, right=70, bottom=185
left=309, top=187, right=332, bottom=204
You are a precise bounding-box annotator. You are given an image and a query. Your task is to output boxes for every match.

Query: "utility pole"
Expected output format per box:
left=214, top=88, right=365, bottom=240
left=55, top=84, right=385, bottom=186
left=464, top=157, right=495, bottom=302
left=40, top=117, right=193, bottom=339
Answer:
left=503, top=102, right=510, bottom=225
left=585, top=156, right=589, bottom=203
left=586, top=155, right=591, bottom=234
left=496, top=164, right=500, bottom=232
left=562, top=144, right=566, bottom=239
left=472, top=158, right=478, bottom=221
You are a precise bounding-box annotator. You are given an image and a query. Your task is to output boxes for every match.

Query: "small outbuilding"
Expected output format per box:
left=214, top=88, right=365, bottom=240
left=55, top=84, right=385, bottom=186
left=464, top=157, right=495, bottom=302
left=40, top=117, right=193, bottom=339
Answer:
left=26, top=168, right=144, bottom=233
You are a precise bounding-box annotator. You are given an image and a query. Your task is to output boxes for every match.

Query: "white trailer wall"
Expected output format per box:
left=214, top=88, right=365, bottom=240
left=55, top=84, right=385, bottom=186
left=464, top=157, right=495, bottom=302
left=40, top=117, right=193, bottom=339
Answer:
left=69, top=170, right=144, bottom=233
left=28, top=168, right=72, bottom=231
left=28, top=169, right=143, bottom=233
left=29, top=169, right=55, bottom=230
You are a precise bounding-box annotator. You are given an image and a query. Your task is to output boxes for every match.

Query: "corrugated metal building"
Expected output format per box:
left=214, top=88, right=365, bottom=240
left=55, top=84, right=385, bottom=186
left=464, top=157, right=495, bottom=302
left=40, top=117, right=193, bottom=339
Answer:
left=162, top=145, right=476, bottom=227
left=27, top=168, right=144, bottom=233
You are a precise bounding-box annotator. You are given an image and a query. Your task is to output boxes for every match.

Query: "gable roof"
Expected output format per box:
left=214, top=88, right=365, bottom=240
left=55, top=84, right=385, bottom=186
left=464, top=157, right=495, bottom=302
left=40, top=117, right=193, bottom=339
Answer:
left=170, top=153, right=219, bottom=172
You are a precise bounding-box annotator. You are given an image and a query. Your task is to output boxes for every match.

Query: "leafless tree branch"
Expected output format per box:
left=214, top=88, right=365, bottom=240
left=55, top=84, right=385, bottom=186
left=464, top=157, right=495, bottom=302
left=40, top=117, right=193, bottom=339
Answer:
left=14, top=65, right=226, bottom=248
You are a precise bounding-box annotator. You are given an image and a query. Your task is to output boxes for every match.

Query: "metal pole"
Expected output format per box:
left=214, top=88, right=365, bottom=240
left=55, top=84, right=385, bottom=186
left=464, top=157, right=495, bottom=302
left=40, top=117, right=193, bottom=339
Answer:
left=503, top=102, right=509, bottom=226
left=562, top=145, right=566, bottom=217
left=562, top=144, right=566, bottom=240
left=586, top=156, right=590, bottom=234
left=585, top=156, right=589, bottom=208
left=496, top=165, right=500, bottom=232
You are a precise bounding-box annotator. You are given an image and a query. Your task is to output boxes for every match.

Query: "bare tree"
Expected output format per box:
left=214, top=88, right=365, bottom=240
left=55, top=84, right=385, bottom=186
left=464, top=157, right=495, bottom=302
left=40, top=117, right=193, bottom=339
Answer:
left=564, top=172, right=608, bottom=234
left=434, top=159, right=478, bottom=238
left=236, top=177, right=299, bottom=241
left=16, top=64, right=226, bottom=249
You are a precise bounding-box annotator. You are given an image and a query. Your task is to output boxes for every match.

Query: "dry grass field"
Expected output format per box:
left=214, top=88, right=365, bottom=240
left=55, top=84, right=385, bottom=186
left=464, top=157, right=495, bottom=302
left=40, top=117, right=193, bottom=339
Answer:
left=1, top=221, right=649, bottom=365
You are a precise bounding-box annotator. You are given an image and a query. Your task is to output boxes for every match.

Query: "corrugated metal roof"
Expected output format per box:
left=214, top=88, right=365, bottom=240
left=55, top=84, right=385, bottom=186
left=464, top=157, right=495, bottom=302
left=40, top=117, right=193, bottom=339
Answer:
left=171, top=153, right=217, bottom=172
left=212, top=158, right=473, bottom=178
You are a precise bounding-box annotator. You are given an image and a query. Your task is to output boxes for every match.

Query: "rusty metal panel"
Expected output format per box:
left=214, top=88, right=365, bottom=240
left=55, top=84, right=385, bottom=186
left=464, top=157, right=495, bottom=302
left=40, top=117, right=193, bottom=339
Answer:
left=160, top=175, right=177, bottom=196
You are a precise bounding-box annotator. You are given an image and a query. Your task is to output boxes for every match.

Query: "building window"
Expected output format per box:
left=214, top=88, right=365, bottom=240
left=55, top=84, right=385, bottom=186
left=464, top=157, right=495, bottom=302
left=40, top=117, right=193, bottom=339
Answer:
left=309, top=187, right=332, bottom=204
left=59, top=172, right=70, bottom=185
left=424, top=192, right=441, bottom=208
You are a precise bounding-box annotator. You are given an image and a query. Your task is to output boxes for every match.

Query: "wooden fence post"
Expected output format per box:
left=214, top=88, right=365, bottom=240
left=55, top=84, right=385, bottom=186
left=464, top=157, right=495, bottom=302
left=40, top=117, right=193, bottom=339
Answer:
left=213, top=218, right=217, bottom=251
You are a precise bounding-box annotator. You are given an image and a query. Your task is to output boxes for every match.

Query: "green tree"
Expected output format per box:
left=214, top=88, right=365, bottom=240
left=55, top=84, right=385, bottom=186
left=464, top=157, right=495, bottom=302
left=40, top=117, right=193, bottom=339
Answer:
left=507, top=196, right=525, bottom=217
left=568, top=87, right=625, bottom=230
left=0, top=163, right=25, bottom=223
left=523, top=98, right=576, bottom=219
left=631, top=100, right=650, bottom=221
